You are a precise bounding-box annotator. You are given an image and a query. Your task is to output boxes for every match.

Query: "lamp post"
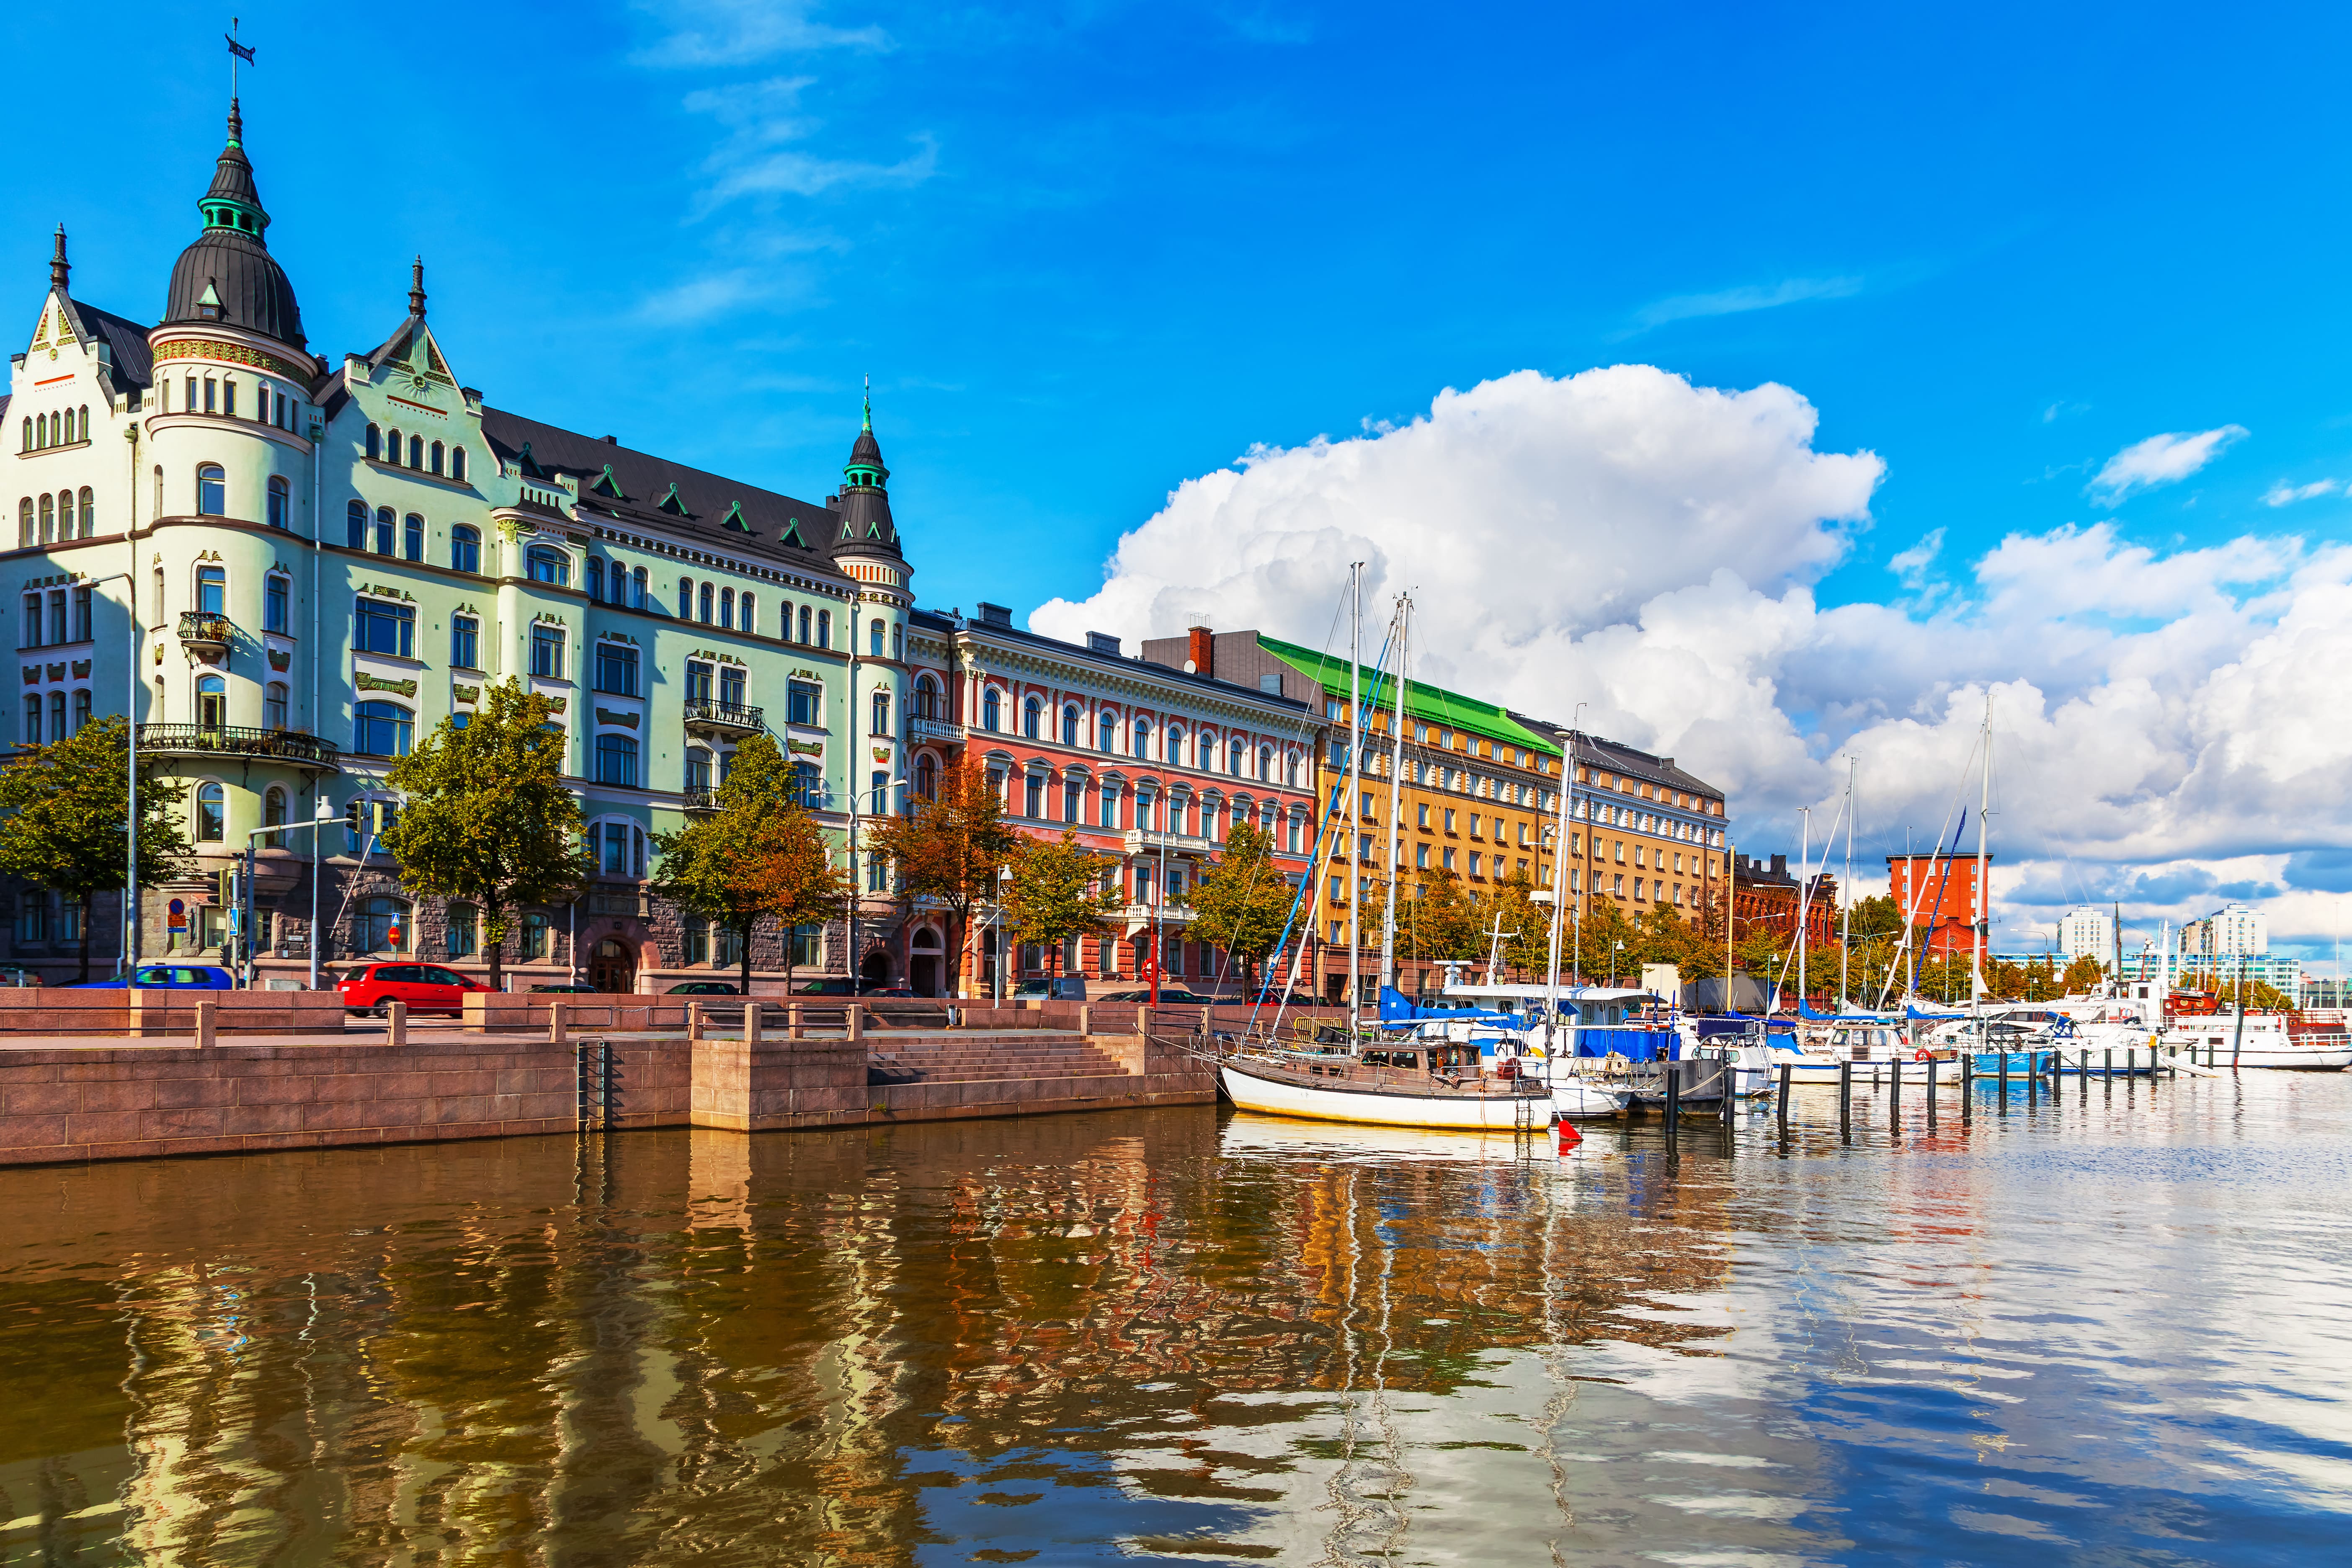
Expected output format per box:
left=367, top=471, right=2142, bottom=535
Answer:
left=845, top=771, right=908, bottom=995
left=1611, top=939, right=1624, bottom=988
left=71, top=572, right=136, bottom=978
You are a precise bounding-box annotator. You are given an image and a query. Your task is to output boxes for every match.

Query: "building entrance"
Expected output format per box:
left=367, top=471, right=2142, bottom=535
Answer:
left=589, top=938, right=636, bottom=993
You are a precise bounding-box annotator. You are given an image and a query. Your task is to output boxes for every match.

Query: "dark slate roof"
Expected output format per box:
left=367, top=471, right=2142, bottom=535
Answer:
left=849, top=426, right=884, bottom=469
left=1512, top=713, right=1723, bottom=800
left=66, top=299, right=155, bottom=390
left=164, top=228, right=304, bottom=348
left=479, top=407, right=847, bottom=572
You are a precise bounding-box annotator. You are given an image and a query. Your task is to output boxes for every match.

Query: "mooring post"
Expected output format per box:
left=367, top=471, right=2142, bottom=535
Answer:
left=746, top=999, right=763, bottom=1047
left=196, top=996, right=217, bottom=1051
left=846, top=1003, right=861, bottom=1043
left=1776, top=1062, right=1792, bottom=1136
left=387, top=998, right=407, bottom=1049
left=1838, top=1060, right=1852, bottom=1143
left=549, top=1001, right=568, bottom=1047
left=1664, top=1060, right=1681, bottom=1141
left=1890, top=1055, right=1902, bottom=1129
left=1997, top=1051, right=2009, bottom=1112
left=1926, top=1057, right=1937, bottom=1130
left=789, top=1003, right=804, bottom=1040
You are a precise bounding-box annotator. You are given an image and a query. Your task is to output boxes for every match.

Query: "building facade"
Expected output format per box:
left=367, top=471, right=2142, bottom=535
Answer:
left=2057, top=905, right=2115, bottom=965
left=1885, top=851, right=1990, bottom=956
left=903, top=609, right=1320, bottom=994
left=1547, top=731, right=1730, bottom=938
left=1728, top=854, right=1839, bottom=954
left=3, top=106, right=927, bottom=990
left=2181, top=903, right=2268, bottom=959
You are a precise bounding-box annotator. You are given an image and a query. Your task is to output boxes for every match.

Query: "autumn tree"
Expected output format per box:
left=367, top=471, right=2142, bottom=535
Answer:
left=654, top=734, right=848, bottom=994
left=0, top=715, right=193, bottom=980
left=384, top=678, right=590, bottom=991
left=1190, top=822, right=1299, bottom=994
left=861, top=759, right=1021, bottom=998
left=1002, top=830, right=1123, bottom=979
left=2060, top=953, right=2107, bottom=993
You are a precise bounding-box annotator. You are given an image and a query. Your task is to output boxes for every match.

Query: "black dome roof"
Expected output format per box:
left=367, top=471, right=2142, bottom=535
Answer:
left=160, top=103, right=305, bottom=350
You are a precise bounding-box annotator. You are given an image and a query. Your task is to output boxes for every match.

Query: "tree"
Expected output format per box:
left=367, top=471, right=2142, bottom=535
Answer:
left=1575, top=895, right=1639, bottom=985
left=1849, top=893, right=1905, bottom=940
left=2060, top=954, right=2107, bottom=993
left=383, top=678, right=589, bottom=992
left=862, top=759, right=1021, bottom=998
left=653, top=734, right=847, bottom=994
left=0, top=716, right=192, bottom=980
left=1190, top=822, right=1298, bottom=993
left=1002, top=831, right=1123, bottom=979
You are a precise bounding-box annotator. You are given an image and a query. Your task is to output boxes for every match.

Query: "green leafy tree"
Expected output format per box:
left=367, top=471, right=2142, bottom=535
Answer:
left=383, top=678, right=590, bottom=991
left=1574, top=895, right=1640, bottom=984
left=1848, top=893, right=1905, bottom=940
left=0, top=716, right=192, bottom=980
left=1491, top=872, right=1551, bottom=979
left=1003, top=830, right=1123, bottom=978
left=863, top=759, right=1022, bottom=998
left=653, top=734, right=847, bottom=994
left=1191, top=822, right=1298, bottom=993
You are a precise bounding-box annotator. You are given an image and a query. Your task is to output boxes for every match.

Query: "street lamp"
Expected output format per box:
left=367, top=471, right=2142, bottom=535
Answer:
left=845, top=772, right=909, bottom=995
left=1611, top=939, right=1624, bottom=988
left=989, top=861, right=1014, bottom=1003
left=70, top=571, right=137, bottom=978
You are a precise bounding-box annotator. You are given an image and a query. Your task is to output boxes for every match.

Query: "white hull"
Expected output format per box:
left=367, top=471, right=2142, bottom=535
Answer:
left=1219, top=1062, right=1551, bottom=1130
left=2161, top=1019, right=2352, bottom=1070
left=2163, top=1044, right=2352, bottom=1070
left=1545, top=1074, right=1636, bottom=1119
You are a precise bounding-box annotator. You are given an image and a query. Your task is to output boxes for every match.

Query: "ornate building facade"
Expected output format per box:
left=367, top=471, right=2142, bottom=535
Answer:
left=3, top=106, right=924, bottom=990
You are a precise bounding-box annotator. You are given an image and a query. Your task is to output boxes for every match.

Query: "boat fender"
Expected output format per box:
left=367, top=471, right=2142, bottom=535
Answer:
left=1914, top=1047, right=1932, bottom=1062
left=1497, top=1057, right=1519, bottom=1081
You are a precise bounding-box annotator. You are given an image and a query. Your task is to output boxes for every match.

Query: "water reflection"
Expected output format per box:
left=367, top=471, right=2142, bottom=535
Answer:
left=0, top=1077, right=2347, bottom=1564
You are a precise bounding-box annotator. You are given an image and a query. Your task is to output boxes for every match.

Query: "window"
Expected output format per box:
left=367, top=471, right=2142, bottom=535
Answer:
left=683, top=916, right=709, bottom=966
left=196, top=464, right=226, bottom=516
left=595, top=734, right=639, bottom=787
left=264, top=682, right=288, bottom=730
left=527, top=545, right=568, bottom=586
left=699, top=583, right=713, bottom=624
left=20, top=697, right=36, bottom=744
left=870, top=617, right=885, bottom=656
left=1470, top=853, right=1484, bottom=879
left=195, top=566, right=226, bottom=616
left=631, top=567, right=647, bottom=608
left=263, top=786, right=288, bottom=846
left=1134, top=717, right=1151, bottom=756
left=686, top=662, right=713, bottom=703
left=1230, top=740, right=1246, bottom=775
left=678, top=578, right=694, bottom=619
left=151, top=568, right=163, bottom=627
left=355, top=598, right=415, bottom=658
left=344, top=499, right=366, bottom=549
left=14, top=498, right=26, bottom=549
left=399, top=514, right=422, bottom=562
left=720, top=665, right=745, bottom=708
left=1443, top=847, right=1457, bottom=872
left=366, top=424, right=382, bottom=461
left=791, top=761, right=822, bottom=807
left=358, top=895, right=410, bottom=954
left=1166, top=725, right=1183, bottom=765
left=354, top=701, right=414, bottom=757
left=1061, top=705, right=1080, bottom=746
left=75, top=487, right=92, bottom=538
left=72, top=689, right=89, bottom=733
left=521, top=911, right=549, bottom=960
left=223, top=381, right=238, bottom=418
left=447, top=904, right=479, bottom=958
left=982, top=688, right=1002, bottom=731
left=451, top=615, right=479, bottom=670
left=741, top=594, right=756, bottom=635
left=451, top=525, right=480, bottom=575
left=429, top=441, right=444, bottom=476
left=596, top=641, right=639, bottom=696
left=194, top=781, right=226, bottom=842
left=586, top=558, right=604, bottom=603
left=1064, top=776, right=1083, bottom=823
left=1025, top=774, right=1045, bottom=818
left=530, top=624, right=566, bottom=679
left=46, top=691, right=63, bottom=742
left=1101, top=781, right=1120, bottom=829
left=374, top=506, right=395, bottom=555
left=1024, top=697, right=1042, bottom=738
left=782, top=678, right=820, bottom=728
left=408, top=435, right=423, bottom=468
left=871, top=690, right=891, bottom=735
left=916, top=753, right=938, bottom=800
left=797, top=605, right=810, bottom=643
left=266, top=475, right=290, bottom=529
left=70, top=584, right=89, bottom=641
left=815, top=609, right=830, bottom=647
left=451, top=446, right=467, bottom=482
left=265, top=575, right=289, bottom=632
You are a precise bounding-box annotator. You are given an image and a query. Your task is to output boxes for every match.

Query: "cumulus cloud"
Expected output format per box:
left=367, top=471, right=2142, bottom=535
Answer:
left=2089, top=424, right=2248, bottom=505
left=2262, top=477, right=2338, bottom=507
left=1888, top=528, right=1944, bottom=589
left=1033, top=367, right=2352, bottom=961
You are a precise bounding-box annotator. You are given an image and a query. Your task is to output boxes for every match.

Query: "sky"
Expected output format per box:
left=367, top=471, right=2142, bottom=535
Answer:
left=11, top=1, right=2352, bottom=967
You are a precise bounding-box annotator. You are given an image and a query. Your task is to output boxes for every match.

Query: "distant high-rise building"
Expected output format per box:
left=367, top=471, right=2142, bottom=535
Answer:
left=2181, top=904, right=2268, bottom=958
left=2058, top=906, right=2115, bottom=964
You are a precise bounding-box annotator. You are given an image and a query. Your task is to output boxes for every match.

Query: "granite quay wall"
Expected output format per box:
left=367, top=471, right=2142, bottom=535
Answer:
left=0, top=990, right=349, bottom=1037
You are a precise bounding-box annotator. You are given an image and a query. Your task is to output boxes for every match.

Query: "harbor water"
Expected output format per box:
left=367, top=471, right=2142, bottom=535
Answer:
left=2, top=1074, right=2348, bottom=1564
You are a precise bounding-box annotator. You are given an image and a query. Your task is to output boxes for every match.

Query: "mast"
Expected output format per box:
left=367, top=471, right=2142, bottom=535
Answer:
left=1378, top=596, right=1410, bottom=997
left=1345, top=563, right=1362, bottom=1030
left=1840, top=756, right=1855, bottom=1009
left=1973, top=695, right=1992, bottom=1011
left=1542, top=712, right=1579, bottom=1050
left=1797, top=806, right=1809, bottom=1012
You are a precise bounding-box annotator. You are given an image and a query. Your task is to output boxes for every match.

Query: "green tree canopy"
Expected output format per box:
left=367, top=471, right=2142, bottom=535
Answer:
left=1191, top=822, right=1299, bottom=991
left=863, top=759, right=1021, bottom=998
left=384, top=678, right=589, bottom=990
left=0, top=715, right=192, bottom=980
left=1003, top=830, right=1123, bottom=977
left=654, top=734, right=846, bottom=993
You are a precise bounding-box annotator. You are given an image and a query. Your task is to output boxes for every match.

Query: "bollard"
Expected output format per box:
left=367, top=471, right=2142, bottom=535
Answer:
left=1926, top=1057, right=1937, bottom=1130
left=1777, top=1062, right=1792, bottom=1136
left=1890, top=1055, right=1901, bottom=1128
left=1137, top=1004, right=1152, bottom=1038
left=196, top=996, right=217, bottom=1050
left=2104, top=1047, right=2112, bottom=1079
left=1078, top=1003, right=1091, bottom=1037
left=746, top=999, right=763, bottom=1047
left=789, top=1003, right=804, bottom=1040
left=846, top=1003, right=861, bottom=1042
left=1664, top=1060, right=1680, bottom=1141
left=1838, top=1060, right=1852, bottom=1143
left=549, top=1000, right=569, bottom=1047
left=2127, top=1047, right=2135, bottom=1081
left=387, top=998, right=407, bottom=1048
left=688, top=1001, right=705, bottom=1043
left=2027, top=1054, right=2038, bottom=1107
left=1997, top=1052, right=2009, bottom=1111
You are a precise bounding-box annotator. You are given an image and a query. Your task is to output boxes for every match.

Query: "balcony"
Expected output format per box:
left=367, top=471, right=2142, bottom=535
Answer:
left=1119, top=901, right=1196, bottom=934
left=139, top=724, right=340, bottom=773
left=910, top=715, right=961, bottom=743
left=682, top=698, right=763, bottom=738
left=682, top=786, right=720, bottom=814
left=1122, top=826, right=1220, bottom=859
left=178, top=611, right=232, bottom=653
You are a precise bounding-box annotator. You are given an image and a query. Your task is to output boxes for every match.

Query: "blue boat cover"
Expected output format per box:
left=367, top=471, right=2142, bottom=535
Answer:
left=1906, top=1003, right=1966, bottom=1022
left=1574, top=1026, right=1668, bottom=1063
left=1377, top=985, right=1514, bottom=1025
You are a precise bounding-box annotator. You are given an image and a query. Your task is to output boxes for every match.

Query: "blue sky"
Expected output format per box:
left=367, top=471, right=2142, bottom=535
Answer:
left=14, top=2, right=2352, bottom=960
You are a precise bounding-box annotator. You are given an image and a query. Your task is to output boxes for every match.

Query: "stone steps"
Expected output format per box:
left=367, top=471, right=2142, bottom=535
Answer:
left=868, top=1035, right=1128, bottom=1086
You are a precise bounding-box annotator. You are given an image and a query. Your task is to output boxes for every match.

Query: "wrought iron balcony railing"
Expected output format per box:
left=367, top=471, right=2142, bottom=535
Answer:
left=682, top=698, right=763, bottom=735
left=138, top=724, right=340, bottom=771
left=177, top=611, right=233, bottom=647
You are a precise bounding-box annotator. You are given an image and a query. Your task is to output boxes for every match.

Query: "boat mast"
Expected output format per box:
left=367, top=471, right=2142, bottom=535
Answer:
left=1346, top=562, right=1362, bottom=1031
left=1841, top=756, right=1855, bottom=1010
left=1378, top=595, right=1409, bottom=998
left=1973, top=694, right=1992, bottom=1014
left=1542, top=708, right=1580, bottom=1049
left=1797, top=805, right=1809, bottom=1012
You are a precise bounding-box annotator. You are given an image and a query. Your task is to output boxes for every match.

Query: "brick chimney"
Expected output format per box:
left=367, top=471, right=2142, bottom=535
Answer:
left=1770, top=853, right=1787, bottom=878
left=1186, top=625, right=1214, bottom=676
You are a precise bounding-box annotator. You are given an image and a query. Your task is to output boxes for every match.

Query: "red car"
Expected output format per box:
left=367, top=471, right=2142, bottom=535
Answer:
left=335, top=962, right=494, bottom=1017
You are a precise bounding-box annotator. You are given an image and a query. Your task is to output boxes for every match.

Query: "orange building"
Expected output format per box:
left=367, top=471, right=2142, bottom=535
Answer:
left=1886, top=852, right=1990, bottom=954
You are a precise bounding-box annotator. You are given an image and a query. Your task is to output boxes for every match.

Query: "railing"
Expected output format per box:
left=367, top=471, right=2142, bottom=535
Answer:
left=1122, top=827, right=1219, bottom=857
left=178, top=611, right=233, bottom=645
left=909, top=716, right=961, bottom=743
left=683, top=787, right=720, bottom=812
left=682, top=698, right=763, bottom=732
left=1119, top=901, right=1195, bottom=927
left=138, top=724, right=340, bottom=769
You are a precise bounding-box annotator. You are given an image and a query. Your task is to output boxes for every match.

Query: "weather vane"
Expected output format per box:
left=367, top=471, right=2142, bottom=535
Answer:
left=227, top=17, right=256, bottom=101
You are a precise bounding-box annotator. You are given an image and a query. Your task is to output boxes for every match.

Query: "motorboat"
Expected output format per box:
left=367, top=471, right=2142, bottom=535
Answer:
left=2159, top=1007, right=2352, bottom=1070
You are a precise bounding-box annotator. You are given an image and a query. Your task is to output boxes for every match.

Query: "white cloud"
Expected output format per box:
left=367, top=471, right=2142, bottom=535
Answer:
left=1621, top=276, right=1864, bottom=336
left=683, top=77, right=937, bottom=210
left=1888, top=528, right=1944, bottom=589
left=1032, top=367, right=2352, bottom=961
left=632, top=0, right=890, bottom=67
left=2262, top=477, right=2338, bottom=507
left=2088, top=424, right=2247, bottom=505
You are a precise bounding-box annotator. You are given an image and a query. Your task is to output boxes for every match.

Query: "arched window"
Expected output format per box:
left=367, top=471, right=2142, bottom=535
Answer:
left=916, top=752, right=938, bottom=800
left=354, top=700, right=414, bottom=758
left=1099, top=712, right=1115, bottom=751
left=18, top=418, right=28, bottom=452
left=1166, top=724, right=1183, bottom=766
left=194, top=781, right=226, bottom=842
left=871, top=689, right=891, bottom=736
left=798, top=605, right=812, bottom=643
left=263, top=785, right=288, bottom=847
left=78, top=407, right=88, bottom=441
left=34, top=414, right=46, bottom=447
left=1062, top=705, right=1080, bottom=746
left=385, top=428, right=401, bottom=465
left=719, top=587, right=734, bottom=629
left=677, top=578, right=693, bottom=619
left=401, top=514, right=423, bottom=561
left=21, top=697, right=37, bottom=745
left=815, top=609, right=830, bottom=647
left=15, top=498, right=28, bottom=548
left=1024, top=696, right=1042, bottom=739
left=196, top=464, right=226, bottom=516
left=195, top=565, right=227, bottom=615
left=1259, top=745, right=1273, bottom=779
left=594, top=733, right=639, bottom=787
left=631, top=566, right=647, bottom=608
left=451, top=524, right=480, bottom=575
left=983, top=688, right=1003, bottom=731
left=741, top=594, right=756, bottom=634
left=586, top=557, right=604, bottom=602
left=1230, top=739, right=1245, bottom=775
left=264, top=681, right=288, bottom=730
left=366, top=423, right=382, bottom=461
left=48, top=691, right=64, bottom=742
left=72, top=689, right=90, bottom=732
left=151, top=567, right=164, bottom=625
left=75, top=487, right=93, bottom=538
left=195, top=673, right=227, bottom=729
left=264, top=475, right=289, bottom=529
left=791, top=760, right=823, bottom=807
left=37, top=494, right=53, bottom=544
left=1134, top=717, right=1151, bottom=757
left=869, top=617, right=885, bottom=656
left=152, top=465, right=162, bottom=518
left=450, top=446, right=467, bottom=482
left=913, top=675, right=941, bottom=720
left=526, top=545, right=568, bottom=585
left=698, top=583, right=714, bottom=623
left=407, top=435, right=423, bottom=468
left=374, top=506, right=395, bottom=555
left=429, top=441, right=444, bottom=475
left=357, top=895, right=410, bottom=954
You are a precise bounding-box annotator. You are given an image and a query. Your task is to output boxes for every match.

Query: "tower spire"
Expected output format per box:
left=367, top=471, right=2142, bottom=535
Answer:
left=863, top=373, right=872, bottom=431
left=409, top=256, right=426, bottom=318
left=49, top=226, right=68, bottom=295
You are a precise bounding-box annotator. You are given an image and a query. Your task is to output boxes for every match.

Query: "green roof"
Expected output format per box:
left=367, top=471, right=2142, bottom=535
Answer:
left=1257, top=634, right=1561, bottom=756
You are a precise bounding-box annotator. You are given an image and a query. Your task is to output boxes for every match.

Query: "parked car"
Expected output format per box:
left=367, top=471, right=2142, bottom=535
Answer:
left=0, top=963, right=42, bottom=987
left=74, top=964, right=237, bottom=990
left=792, top=977, right=902, bottom=996
left=1094, top=987, right=1216, bottom=1005
left=1012, top=976, right=1088, bottom=1001
left=528, top=983, right=601, bottom=993
left=666, top=980, right=740, bottom=995
left=335, top=962, right=495, bottom=1016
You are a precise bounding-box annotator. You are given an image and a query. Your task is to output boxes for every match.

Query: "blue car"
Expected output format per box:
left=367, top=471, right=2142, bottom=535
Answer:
left=74, top=965, right=238, bottom=990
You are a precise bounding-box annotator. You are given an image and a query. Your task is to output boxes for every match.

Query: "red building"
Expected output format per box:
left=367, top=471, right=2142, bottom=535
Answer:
left=902, top=605, right=1321, bottom=995
left=1730, top=854, right=1840, bottom=952
left=1886, top=852, right=1990, bottom=955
